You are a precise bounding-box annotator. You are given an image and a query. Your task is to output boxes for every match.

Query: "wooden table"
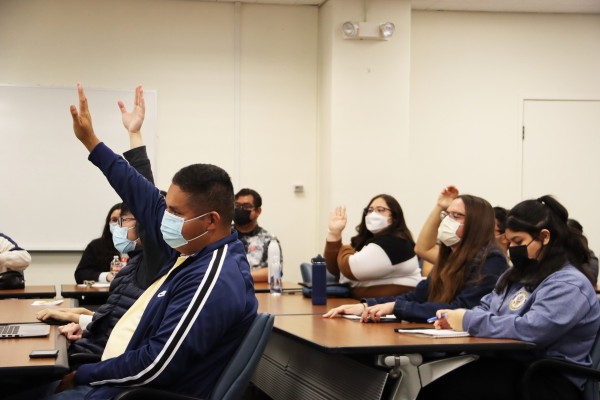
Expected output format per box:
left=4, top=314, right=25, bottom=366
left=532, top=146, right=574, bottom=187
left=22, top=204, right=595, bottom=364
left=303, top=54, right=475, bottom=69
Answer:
left=252, top=297, right=536, bottom=400
left=0, top=298, right=75, bottom=324
left=0, top=285, right=56, bottom=299
left=256, top=292, right=355, bottom=315
left=254, top=281, right=302, bottom=293
left=0, top=299, right=75, bottom=379
left=61, top=284, right=110, bottom=306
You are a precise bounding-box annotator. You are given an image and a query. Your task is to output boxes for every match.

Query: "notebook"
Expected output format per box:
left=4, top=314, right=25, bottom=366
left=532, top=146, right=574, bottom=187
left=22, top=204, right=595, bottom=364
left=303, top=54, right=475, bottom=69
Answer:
left=395, top=328, right=470, bottom=338
left=0, top=323, right=51, bottom=339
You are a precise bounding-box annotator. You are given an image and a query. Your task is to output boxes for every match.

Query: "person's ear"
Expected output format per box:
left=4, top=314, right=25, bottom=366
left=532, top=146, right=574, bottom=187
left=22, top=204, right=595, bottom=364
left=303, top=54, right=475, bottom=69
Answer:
left=206, top=212, right=221, bottom=231
left=539, top=229, right=551, bottom=245
left=255, top=207, right=262, bottom=218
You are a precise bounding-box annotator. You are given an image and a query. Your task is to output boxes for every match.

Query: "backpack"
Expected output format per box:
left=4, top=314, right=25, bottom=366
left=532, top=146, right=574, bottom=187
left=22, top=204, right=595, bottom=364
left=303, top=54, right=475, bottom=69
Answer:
left=0, top=270, right=25, bottom=289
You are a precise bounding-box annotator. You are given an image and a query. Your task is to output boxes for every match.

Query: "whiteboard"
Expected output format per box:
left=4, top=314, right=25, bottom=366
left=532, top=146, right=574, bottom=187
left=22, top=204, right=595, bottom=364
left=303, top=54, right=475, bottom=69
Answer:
left=0, top=84, right=157, bottom=250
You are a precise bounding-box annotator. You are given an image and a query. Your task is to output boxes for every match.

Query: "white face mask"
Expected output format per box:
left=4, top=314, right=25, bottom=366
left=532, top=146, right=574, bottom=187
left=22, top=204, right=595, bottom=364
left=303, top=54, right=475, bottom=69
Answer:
left=365, top=212, right=391, bottom=234
left=437, top=216, right=462, bottom=247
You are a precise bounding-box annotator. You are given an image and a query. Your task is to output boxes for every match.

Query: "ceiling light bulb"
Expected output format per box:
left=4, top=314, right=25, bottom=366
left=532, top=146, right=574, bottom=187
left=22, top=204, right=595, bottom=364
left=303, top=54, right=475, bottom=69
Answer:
left=380, top=22, right=395, bottom=39
left=342, top=21, right=358, bottom=38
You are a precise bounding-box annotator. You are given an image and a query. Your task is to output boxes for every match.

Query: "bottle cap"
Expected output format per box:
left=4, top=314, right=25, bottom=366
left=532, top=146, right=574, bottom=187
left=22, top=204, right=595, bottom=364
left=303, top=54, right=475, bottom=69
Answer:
left=311, top=254, right=326, bottom=264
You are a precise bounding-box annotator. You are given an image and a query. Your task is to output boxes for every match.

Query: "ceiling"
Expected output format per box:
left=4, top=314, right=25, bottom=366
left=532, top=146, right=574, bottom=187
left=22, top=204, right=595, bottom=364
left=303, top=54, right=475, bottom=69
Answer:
left=210, top=0, right=600, bottom=14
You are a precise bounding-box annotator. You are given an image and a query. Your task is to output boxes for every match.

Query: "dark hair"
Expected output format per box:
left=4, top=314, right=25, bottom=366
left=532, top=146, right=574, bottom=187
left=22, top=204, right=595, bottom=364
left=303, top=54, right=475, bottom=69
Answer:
left=172, top=164, right=234, bottom=226
left=567, top=218, right=584, bottom=234
left=494, top=206, right=509, bottom=234
left=350, top=194, right=414, bottom=251
left=496, top=195, right=593, bottom=292
left=428, top=195, right=499, bottom=303
left=235, top=188, right=262, bottom=209
left=101, top=202, right=122, bottom=241
left=120, top=203, right=131, bottom=215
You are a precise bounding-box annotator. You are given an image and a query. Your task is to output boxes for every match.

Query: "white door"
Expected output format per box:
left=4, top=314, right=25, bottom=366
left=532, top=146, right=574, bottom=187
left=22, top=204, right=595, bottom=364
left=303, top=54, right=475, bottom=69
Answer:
left=522, top=99, right=600, bottom=259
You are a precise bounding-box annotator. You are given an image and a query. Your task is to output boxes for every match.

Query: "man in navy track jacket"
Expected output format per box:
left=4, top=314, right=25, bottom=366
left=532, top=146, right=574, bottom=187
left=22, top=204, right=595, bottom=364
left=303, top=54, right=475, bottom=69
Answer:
left=53, top=84, right=258, bottom=400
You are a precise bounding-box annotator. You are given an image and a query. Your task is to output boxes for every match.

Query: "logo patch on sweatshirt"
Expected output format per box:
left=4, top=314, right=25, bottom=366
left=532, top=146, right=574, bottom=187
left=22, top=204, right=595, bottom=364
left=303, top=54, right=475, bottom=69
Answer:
left=157, top=290, right=167, bottom=298
left=509, top=289, right=529, bottom=311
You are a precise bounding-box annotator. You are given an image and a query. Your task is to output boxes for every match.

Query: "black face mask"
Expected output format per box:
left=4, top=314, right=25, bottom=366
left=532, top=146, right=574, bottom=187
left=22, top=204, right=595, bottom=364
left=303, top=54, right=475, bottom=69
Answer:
left=233, top=208, right=252, bottom=226
left=508, top=240, right=539, bottom=271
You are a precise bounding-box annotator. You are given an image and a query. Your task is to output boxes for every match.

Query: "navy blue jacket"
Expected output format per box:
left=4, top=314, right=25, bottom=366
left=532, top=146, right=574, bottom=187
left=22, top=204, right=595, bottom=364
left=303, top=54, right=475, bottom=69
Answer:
left=366, top=248, right=508, bottom=322
left=74, top=143, right=258, bottom=399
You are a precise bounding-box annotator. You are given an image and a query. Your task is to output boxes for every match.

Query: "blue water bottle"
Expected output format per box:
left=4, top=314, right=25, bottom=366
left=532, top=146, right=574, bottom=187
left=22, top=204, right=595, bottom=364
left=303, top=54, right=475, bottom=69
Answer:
left=311, top=254, right=327, bottom=305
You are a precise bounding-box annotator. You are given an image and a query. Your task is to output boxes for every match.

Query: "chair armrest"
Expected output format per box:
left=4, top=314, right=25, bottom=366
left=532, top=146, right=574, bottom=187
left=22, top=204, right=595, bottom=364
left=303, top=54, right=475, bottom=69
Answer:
left=522, top=358, right=600, bottom=400
left=113, top=388, right=200, bottom=400
left=525, top=358, right=600, bottom=380
left=68, top=353, right=101, bottom=370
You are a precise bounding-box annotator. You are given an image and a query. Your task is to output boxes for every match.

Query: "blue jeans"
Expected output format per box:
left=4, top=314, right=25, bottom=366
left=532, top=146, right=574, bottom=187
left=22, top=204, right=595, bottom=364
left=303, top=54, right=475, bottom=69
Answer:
left=49, top=385, right=93, bottom=400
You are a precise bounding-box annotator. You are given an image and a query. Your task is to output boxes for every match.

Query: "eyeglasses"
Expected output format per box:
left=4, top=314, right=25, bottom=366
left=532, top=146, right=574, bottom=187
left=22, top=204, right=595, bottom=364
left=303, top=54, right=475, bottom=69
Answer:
left=234, top=203, right=255, bottom=211
left=440, top=210, right=466, bottom=221
left=363, top=206, right=391, bottom=215
left=117, top=216, right=136, bottom=227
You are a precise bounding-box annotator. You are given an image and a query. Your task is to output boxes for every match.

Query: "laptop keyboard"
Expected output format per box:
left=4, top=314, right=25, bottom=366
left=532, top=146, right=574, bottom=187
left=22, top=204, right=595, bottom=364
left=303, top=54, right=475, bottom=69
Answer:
left=0, top=325, right=19, bottom=335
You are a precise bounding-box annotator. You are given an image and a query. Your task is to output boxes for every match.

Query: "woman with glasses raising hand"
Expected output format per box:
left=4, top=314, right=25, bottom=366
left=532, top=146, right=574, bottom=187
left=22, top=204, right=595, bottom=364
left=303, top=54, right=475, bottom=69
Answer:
left=323, top=194, right=422, bottom=299
left=324, top=186, right=508, bottom=322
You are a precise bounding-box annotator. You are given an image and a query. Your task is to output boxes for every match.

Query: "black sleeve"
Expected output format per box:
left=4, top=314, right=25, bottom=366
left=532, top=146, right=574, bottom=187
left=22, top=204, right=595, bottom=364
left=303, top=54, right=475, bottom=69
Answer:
left=122, top=145, right=166, bottom=289
left=74, top=240, right=117, bottom=283
left=123, top=146, right=154, bottom=184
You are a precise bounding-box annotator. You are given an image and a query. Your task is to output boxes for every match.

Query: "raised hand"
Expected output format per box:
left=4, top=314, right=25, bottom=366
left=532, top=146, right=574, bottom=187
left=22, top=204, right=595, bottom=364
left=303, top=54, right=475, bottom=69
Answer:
left=69, top=83, right=100, bottom=152
left=437, top=185, right=459, bottom=210
left=328, top=206, right=347, bottom=236
left=118, top=85, right=145, bottom=134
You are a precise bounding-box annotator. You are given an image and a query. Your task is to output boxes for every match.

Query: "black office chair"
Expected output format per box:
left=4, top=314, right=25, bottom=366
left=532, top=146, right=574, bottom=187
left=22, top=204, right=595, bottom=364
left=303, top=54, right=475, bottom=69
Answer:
left=300, top=262, right=351, bottom=298
left=521, top=328, right=600, bottom=400
left=300, top=261, right=339, bottom=283
left=69, top=353, right=101, bottom=371
left=112, top=312, right=275, bottom=400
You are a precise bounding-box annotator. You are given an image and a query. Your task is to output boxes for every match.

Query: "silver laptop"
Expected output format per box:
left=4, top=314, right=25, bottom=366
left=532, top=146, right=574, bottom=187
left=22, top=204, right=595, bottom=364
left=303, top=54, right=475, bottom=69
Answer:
left=0, top=323, right=50, bottom=338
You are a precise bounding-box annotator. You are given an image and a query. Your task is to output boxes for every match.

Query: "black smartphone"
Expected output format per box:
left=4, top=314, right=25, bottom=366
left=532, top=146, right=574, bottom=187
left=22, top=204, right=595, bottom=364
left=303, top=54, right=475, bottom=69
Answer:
left=29, top=349, right=59, bottom=359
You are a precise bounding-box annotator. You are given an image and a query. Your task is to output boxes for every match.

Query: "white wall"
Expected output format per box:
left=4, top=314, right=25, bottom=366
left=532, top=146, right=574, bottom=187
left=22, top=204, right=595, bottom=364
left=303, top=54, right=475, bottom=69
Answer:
left=3, top=2, right=600, bottom=287
left=0, top=0, right=318, bottom=286
left=408, top=11, right=600, bottom=247
left=318, top=0, right=413, bottom=244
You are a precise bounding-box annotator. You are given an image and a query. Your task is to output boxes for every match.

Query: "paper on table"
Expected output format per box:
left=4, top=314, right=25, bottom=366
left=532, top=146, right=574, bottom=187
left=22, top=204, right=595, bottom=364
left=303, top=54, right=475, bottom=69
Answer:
left=395, top=328, right=470, bottom=338
left=31, top=299, right=64, bottom=306
left=76, top=283, right=111, bottom=288
left=343, top=314, right=398, bottom=322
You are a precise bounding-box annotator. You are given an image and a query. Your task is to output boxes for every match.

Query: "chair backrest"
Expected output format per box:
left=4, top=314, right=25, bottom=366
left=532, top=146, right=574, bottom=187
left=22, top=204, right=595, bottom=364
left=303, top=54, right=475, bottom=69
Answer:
left=583, top=327, right=600, bottom=400
left=300, top=262, right=338, bottom=283
left=209, top=313, right=274, bottom=400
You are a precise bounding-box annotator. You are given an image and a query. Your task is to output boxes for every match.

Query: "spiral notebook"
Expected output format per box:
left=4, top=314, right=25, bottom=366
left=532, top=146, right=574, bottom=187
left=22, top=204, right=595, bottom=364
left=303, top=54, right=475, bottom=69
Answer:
left=395, top=328, right=470, bottom=338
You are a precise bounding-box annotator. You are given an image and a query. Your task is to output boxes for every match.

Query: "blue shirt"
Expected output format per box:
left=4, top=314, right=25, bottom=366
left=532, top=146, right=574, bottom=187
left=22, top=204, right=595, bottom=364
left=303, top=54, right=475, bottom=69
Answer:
left=464, top=264, right=600, bottom=389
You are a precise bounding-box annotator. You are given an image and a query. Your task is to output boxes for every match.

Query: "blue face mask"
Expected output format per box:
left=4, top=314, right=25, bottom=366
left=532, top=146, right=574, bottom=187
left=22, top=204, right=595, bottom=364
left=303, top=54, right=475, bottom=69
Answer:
left=160, top=210, right=210, bottom=249
left=112, top=226, right=138, bottom=254
left=109, top=223, right=118, bottom=235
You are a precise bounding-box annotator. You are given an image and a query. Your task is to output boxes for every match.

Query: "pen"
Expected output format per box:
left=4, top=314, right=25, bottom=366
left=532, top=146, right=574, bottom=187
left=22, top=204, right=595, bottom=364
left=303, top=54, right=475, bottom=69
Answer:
left=427, top=313, right=446, bottom=323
